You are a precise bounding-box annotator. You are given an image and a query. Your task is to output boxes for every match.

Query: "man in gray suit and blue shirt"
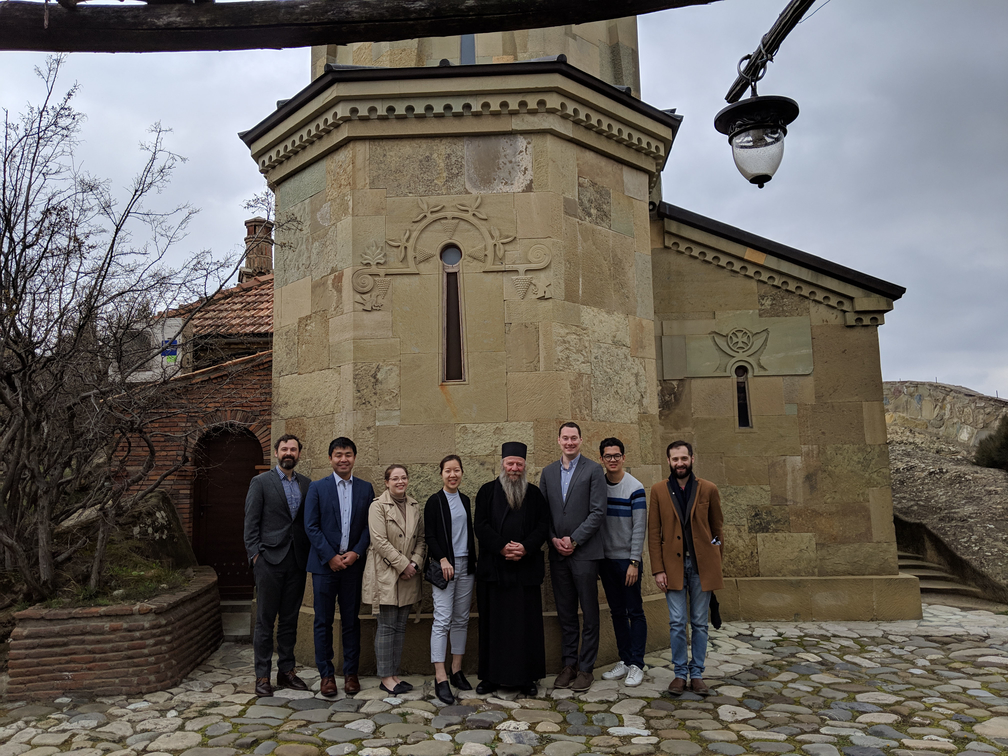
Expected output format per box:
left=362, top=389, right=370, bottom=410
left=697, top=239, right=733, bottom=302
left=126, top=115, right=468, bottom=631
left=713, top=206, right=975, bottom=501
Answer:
left=540, top=421, right=607, bottom=692
left=304, top=437, right=375, bottom=697
left=243, top=434, right=311, bottom=698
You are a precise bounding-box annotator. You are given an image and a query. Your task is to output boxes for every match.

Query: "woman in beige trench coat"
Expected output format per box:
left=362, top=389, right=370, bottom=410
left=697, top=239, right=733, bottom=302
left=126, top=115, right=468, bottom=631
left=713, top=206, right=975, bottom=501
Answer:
left=362, top=464, right=425, bottom=695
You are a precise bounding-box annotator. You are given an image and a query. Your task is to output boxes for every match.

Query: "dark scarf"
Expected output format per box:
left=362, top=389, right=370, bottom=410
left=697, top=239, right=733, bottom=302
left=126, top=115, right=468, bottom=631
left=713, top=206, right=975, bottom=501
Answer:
left=667, top=472, right=698, bottom=573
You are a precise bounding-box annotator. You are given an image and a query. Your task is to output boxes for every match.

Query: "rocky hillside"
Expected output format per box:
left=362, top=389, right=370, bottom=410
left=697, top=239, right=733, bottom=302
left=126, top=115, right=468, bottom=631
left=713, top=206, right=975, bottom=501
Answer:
left=888, top=421, right=1008, bottom=592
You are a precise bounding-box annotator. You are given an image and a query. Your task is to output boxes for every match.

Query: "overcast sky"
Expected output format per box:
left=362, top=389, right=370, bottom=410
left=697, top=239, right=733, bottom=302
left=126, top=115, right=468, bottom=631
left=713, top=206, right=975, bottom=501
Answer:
left=1, top=0, right=1005, bottom=396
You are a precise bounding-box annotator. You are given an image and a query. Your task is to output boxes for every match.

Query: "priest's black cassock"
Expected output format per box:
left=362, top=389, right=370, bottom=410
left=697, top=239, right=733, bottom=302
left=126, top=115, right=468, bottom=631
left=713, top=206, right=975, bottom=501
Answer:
left=474, top=477, right=550, bottom=686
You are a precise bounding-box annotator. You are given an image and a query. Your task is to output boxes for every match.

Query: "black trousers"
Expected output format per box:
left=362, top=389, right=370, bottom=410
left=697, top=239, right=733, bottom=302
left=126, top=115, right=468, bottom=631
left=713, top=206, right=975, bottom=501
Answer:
left=253, top=548, right=306, bottom=679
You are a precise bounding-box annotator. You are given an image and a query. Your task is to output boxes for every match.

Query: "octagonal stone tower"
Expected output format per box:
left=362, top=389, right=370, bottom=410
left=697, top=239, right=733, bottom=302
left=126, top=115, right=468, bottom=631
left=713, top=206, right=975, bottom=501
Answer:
left=242, top=22, right=675, bottom=494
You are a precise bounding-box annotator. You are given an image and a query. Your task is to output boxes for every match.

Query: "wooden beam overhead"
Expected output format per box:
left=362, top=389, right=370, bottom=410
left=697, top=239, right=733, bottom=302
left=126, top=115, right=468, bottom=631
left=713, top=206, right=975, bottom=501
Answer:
left=0, top=0, right=724, bottom=54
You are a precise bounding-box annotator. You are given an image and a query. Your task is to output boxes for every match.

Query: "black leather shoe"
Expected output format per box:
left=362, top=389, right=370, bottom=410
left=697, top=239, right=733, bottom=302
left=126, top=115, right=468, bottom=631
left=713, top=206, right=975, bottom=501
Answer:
left=255, top=677, right=273, bottom=697
left=520, top=681, right=538, bottom=697
left=398, top=680, right=414, bottom=692
left=276, top=669, right=308, bottom=691
left=450, top=670, right=472, bottom=691
left=435, top=679, right=455, bottom=704
left=475, top=680, right=497, bottom=695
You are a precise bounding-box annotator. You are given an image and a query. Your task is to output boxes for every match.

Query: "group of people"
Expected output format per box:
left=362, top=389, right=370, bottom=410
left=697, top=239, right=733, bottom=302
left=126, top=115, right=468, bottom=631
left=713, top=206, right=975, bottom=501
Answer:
left=243, top=422, right=724, bottom=702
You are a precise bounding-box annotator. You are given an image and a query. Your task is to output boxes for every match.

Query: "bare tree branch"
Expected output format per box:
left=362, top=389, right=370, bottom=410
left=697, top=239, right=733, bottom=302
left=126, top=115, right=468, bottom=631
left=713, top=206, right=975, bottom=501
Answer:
left=0, top=57, right=239, bottom=599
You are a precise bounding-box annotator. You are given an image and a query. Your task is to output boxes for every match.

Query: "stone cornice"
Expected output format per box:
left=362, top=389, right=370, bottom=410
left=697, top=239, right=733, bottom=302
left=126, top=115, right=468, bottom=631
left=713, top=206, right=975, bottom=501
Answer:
left=661, top=218, right=895, bottom=327
left=244, top=69, right=677, bottom=188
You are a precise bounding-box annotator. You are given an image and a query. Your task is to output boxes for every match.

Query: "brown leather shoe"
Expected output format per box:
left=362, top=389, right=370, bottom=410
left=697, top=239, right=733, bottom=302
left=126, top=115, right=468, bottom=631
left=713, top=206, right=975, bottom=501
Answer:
left=667, top=677, right=687, bottom=696
left=553, top=665, right=577, bottom=689
left=255, top=677, right=273, bottom=697
left=276, top=669, right=308, bottom=691
left=571, top=670, right=594, bottom=692
left=690, top=678, right=711, bottom=696
left=320, top=675, right=338, bottom=697
left=344, top=674, right=361, bottom=695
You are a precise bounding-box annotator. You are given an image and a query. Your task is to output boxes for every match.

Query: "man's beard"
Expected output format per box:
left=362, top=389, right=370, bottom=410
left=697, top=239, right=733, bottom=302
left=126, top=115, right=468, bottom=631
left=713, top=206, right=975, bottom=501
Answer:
left=279, top=455, right=297, bottom=470
left=499, top=469, right=528, bottom=510
left=671, top=462, right=692, bottom=480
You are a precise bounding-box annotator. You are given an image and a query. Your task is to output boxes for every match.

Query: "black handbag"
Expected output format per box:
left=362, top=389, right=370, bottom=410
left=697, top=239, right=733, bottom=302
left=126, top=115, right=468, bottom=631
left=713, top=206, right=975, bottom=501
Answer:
left=424, top=495, right=452, bottom=590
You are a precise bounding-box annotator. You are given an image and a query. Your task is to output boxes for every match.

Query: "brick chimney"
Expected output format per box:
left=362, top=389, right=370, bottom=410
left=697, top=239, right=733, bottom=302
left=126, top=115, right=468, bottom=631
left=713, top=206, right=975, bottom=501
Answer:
left=239, top=216, right=274, bottom=283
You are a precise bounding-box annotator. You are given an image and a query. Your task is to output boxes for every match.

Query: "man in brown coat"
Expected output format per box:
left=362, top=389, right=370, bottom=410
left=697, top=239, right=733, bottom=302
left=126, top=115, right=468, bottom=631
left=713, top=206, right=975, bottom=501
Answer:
left=647, top=440, right=723, bottom=696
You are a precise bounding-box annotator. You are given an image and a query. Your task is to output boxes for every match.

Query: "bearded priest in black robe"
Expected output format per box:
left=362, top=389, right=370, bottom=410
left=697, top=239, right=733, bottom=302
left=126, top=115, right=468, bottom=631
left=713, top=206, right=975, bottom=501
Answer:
left=473, top=441, right=550, bottom=696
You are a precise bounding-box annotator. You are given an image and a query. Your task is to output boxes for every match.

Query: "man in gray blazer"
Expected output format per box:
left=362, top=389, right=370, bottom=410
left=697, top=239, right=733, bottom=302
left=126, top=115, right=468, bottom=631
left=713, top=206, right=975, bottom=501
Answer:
left=539, top=421, right=607, bottom=692
left=244, top=434, right=312, bottom=698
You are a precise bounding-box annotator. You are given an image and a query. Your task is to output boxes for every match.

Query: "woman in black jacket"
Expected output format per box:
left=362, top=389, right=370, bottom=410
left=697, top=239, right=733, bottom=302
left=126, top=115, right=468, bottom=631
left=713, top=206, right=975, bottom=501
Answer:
left=424, top=454, right=477, bottom=705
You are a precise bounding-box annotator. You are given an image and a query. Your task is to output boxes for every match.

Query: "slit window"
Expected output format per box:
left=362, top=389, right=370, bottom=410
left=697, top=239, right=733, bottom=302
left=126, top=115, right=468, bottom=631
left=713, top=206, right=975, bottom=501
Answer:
left=441, top=245, right=464, bottom=382
left=735, top=364, right=752, bottom=428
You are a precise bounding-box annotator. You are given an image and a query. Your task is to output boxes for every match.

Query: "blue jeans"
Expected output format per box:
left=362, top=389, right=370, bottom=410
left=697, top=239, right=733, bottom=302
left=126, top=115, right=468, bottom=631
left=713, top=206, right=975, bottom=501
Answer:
left=666, top=557, right=711, bottom=680
left=599, top=558, right=647, bottom=668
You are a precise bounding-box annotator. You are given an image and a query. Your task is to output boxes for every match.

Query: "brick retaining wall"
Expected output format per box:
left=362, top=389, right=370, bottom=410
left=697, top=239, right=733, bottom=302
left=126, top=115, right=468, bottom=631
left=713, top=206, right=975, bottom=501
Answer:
left=7, top=566, right=222, bottom=699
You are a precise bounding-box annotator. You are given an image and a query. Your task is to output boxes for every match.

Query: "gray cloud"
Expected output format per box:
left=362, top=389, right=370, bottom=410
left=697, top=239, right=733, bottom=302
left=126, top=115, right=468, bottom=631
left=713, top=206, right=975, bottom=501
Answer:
left=1, top=0, right=1004, bottom=394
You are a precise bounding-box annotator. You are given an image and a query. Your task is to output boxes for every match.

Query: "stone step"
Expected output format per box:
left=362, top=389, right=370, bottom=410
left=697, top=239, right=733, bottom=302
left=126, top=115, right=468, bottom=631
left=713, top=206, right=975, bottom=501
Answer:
left=220, top=600, right=252, bottom=641
left=902, top=567, right=961, bottom=581
left=918, top=579, right=985, bottom=597
left=898, top=551, right=987, bottom=601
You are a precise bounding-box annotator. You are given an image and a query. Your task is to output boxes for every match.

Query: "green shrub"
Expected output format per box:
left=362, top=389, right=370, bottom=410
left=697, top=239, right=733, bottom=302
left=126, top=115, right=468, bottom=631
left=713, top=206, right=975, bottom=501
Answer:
left=975, top=415, right=1008, bottom=471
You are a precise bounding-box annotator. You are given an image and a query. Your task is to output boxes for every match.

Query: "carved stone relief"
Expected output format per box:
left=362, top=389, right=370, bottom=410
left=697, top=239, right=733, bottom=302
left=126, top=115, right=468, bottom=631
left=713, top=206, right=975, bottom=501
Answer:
left=352, top=196, right=553, bottom=310
left=660, top=314, right=813, bottom=379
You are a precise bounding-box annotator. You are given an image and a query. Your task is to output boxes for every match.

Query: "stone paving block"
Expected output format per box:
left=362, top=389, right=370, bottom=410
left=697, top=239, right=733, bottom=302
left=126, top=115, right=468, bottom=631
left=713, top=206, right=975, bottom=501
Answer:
left=146, top=732, right=202, bottom=752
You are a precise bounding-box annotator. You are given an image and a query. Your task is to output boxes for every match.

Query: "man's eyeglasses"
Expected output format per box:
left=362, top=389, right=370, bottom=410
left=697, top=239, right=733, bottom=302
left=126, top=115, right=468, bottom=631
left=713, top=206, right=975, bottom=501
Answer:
left=602, top=453, right=623, bottom=462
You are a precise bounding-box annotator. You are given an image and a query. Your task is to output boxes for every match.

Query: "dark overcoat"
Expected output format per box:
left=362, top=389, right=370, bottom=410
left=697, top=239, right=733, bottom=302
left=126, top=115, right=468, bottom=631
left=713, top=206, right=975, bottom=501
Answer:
left=474, top=479, right=549, bottom=585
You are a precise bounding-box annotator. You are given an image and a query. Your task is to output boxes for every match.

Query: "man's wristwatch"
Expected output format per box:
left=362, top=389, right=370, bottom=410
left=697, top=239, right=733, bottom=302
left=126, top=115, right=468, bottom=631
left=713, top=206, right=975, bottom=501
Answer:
left=629, top=560, right=640, bottom=568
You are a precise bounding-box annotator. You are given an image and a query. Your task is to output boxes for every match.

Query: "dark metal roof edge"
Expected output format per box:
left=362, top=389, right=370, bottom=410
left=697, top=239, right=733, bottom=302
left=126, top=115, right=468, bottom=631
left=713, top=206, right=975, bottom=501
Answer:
left=240, top=58, right=683, bottom=147
left=656, top=202, right=906, bottom=301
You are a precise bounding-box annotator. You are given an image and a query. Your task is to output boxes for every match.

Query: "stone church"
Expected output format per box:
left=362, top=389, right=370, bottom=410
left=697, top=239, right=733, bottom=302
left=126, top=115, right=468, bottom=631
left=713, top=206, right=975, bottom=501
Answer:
left=239, top=18, right=920, bottom=667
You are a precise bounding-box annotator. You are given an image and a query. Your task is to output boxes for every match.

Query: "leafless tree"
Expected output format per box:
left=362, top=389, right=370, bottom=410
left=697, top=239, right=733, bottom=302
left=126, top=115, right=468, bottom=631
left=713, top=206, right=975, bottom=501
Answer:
left=0, top=56, right=236, bottom=599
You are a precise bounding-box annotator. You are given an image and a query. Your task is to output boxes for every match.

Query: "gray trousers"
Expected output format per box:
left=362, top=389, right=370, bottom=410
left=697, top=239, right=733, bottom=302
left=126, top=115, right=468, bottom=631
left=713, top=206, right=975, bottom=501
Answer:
left=252, top=548, right=306, bottom=679
left=430, top=555, right=474, bottom=662
left=550, top=557, right=601, bottom=673
left=375, top=604, right=411, bottom=677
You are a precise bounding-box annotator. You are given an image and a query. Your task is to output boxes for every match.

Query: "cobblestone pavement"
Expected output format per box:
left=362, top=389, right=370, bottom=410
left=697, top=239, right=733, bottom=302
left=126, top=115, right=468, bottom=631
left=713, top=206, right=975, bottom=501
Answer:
left=3, top=604, right=1008, bottom=756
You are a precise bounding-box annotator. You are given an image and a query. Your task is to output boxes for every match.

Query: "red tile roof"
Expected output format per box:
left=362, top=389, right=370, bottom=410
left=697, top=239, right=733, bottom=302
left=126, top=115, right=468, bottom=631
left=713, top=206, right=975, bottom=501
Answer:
left=168, top=273, right=274, bottom=336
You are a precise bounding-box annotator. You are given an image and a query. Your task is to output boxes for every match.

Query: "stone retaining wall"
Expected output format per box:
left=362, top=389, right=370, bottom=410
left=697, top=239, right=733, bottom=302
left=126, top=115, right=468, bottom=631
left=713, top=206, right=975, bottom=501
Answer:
left=7, top=566, right=222, bottom=699
left=883, top=380, right=1008, bottom=447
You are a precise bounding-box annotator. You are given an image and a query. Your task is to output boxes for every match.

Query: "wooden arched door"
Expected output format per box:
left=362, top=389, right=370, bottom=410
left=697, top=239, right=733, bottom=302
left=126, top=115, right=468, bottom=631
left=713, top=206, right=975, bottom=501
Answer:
left=192, top=426, right=264, bottom=599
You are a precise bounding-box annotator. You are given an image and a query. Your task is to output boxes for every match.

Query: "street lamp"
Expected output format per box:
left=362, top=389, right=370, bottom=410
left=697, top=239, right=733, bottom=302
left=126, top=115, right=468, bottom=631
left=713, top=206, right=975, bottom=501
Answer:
left=714, top=84, right=798, bottom=189
left=715, top=0, right=815, bottom=188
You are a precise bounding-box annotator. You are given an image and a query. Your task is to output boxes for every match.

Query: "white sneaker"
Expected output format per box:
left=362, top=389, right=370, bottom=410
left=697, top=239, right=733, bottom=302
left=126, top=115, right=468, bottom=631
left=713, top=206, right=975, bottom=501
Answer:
left=624, top=664, right=644, bottom=687
left=602, top=661, right=628, bottom=680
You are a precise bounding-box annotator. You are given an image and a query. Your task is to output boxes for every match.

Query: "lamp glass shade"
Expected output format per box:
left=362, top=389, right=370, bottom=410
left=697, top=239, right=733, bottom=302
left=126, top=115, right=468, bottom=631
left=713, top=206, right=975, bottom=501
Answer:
left=730, top=126, right=785, bottom=187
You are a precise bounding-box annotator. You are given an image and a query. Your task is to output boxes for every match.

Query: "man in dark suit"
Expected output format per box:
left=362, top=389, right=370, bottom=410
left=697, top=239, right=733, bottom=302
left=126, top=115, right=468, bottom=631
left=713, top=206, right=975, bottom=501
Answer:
left=539, top=421, right=607, bottom=693
left=304, top=437, right=375, bottom=696
left=243, top=434, right=311, bottom=698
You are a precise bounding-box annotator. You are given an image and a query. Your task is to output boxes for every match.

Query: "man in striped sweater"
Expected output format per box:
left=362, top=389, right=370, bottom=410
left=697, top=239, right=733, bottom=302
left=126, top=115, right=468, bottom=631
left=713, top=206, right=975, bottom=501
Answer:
left=598, top=437, right=648, bottom=687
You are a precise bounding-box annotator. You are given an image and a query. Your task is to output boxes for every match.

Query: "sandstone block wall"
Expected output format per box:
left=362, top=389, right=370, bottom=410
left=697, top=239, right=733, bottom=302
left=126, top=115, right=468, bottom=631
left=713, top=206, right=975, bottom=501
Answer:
left=7, top=566, right=222, bottom=699
left=311, top=18, right=641, bottom=96
left=884, top=380, right=1008, bottom=447
left=652, top=218, right=900, bottom=583
left=270, top=133, right=665, bottom=490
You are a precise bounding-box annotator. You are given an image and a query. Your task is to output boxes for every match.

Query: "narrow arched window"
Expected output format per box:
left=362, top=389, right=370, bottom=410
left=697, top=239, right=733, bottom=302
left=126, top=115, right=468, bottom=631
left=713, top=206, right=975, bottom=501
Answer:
left=441, top=245, right=465, bottom=382
left=735, top=364, right=752, bottom=428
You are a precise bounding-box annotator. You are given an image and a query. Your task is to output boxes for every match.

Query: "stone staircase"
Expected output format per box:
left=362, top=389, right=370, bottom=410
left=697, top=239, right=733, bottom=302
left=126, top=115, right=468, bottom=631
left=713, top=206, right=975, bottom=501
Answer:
left=898, top=550, right=985, bottom=600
